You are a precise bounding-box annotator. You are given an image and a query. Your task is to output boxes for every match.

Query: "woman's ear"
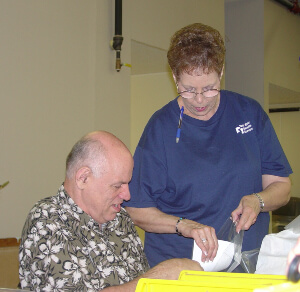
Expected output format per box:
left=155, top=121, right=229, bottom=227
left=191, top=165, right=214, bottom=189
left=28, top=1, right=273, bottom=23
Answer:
left=172, top=73, right=178, bottom=85
left=75, top=167, right=91, bottom=189
left=172, top=73, right=180, bottom=93
left=220, top=66, right=224, bottom=80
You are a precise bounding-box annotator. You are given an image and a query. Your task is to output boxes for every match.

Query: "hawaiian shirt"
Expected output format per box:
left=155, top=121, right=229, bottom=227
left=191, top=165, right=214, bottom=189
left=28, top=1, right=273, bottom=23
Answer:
left=19, top=184, right=149, bottom=291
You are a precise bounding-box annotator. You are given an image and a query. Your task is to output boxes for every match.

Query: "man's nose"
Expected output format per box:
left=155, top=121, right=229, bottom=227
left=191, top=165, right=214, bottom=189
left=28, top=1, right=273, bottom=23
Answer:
left=120, top=184, right=131, bottom=201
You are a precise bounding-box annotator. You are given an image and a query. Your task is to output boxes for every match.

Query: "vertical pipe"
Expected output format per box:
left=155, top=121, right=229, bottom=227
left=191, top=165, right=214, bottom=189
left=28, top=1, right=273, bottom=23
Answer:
left=113, top=0, right=123, bottom=71
left=115, top=0, right=122, bottom=36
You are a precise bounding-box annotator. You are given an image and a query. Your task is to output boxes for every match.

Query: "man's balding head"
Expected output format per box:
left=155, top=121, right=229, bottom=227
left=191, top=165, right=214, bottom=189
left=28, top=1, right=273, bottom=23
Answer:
left=64, top=131, right=133, bottom=224
left=66, top=131, right=130, bottom=179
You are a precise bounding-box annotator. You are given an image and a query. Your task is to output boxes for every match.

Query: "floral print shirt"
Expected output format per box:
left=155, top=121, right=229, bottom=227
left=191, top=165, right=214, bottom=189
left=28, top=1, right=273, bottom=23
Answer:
left=19, top=184, right=149, bottom=291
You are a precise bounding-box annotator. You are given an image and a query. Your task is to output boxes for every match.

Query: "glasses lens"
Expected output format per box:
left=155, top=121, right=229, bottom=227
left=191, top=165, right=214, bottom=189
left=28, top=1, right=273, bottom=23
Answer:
left=180, top=91, right=195, bottom=99
left=202, top=89, right=219, bottom=98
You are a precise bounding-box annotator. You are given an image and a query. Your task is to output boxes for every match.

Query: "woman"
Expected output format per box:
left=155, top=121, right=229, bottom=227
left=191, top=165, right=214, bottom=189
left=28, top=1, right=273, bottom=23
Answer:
left=124, top=23, right=292, bottom=268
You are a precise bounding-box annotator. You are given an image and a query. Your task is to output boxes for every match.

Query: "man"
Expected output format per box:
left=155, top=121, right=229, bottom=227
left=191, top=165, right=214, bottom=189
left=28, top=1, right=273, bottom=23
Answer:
left=19, top=131, right=201, bottom=291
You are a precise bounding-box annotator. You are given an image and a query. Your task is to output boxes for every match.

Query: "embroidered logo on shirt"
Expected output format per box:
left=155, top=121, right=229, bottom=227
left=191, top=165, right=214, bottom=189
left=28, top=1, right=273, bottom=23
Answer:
left=235, top=121, right=253, bottom=134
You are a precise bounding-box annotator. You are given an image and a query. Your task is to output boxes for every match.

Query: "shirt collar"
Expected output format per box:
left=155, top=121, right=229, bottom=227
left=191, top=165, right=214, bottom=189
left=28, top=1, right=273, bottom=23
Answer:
left=57, top=184, right=120, bottom=234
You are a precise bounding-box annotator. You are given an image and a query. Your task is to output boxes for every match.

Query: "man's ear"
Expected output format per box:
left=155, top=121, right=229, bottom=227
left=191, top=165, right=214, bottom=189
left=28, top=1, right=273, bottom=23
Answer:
left=75, top=167, right=91, bottom=189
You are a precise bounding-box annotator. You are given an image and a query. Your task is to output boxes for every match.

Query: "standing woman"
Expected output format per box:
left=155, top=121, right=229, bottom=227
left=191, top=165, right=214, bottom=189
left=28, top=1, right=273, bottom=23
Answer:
left=124, top=23, right=292, bottom=268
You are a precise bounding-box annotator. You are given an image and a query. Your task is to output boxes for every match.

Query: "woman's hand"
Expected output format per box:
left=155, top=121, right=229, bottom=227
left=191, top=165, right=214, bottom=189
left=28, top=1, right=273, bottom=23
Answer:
left=126, top=207, right=218, bottom=262
left=231, top=194, right=261, bottom=234
left=231, top=175, right=291, bottom=234
left=177, top=218, right=218, bottom=262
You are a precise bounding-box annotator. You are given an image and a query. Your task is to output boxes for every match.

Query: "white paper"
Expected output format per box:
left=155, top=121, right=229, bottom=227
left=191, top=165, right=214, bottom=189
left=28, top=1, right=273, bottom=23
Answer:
left=192, top=239, right=234, bottom=272
left=255, top=229, right=299, bottom=275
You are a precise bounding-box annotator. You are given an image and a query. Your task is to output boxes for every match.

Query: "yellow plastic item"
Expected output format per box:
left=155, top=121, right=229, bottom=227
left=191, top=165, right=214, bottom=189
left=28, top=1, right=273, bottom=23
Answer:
left=254, top=282, right=300, bottom=291
left=179, top=270, right=287, bottom=286
left=135, top=271, right=288, bottom=292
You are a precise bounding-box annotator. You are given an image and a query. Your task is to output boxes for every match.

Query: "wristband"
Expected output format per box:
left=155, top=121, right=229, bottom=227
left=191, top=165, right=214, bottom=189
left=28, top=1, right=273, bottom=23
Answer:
left=176, top=217, right=186, bottom=236
left=254, top=193, right=264, bottom=212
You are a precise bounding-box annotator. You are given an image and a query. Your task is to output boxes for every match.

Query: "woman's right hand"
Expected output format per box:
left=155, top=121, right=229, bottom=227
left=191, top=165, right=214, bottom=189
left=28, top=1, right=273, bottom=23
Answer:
left=125, top=207, right=218, bottom=262
left=177, top=218, right=218, bottom=262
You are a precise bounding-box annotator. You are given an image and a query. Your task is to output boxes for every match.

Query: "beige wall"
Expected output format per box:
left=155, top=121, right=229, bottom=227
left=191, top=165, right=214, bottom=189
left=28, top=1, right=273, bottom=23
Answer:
left=128, top=0, right=224, bottom=51
left=0, top=0, right=131, bottom=238
left=270, top=112, right=300, bottom=198
left=131, top=73, right=175, bottom=150
left=265, top=0, right=300, bottom=198
left=225, top=0, right=264, bottom=107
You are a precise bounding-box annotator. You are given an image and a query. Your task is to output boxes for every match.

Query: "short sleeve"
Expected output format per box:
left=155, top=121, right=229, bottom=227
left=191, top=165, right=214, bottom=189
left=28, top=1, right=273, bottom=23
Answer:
left=125, top=115, right=168, bottom=208
left=257, top=109, right=292, bottom=177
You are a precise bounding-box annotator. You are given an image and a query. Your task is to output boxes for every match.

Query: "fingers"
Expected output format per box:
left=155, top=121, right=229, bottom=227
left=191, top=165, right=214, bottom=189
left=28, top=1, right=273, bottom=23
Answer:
left=192, top=226, right=218, bottom=262
left=231, top=205, right=242, bottom=223
left=234, top=195, right=260, bottom=233
left=235, top=210, right=257, bottom=233
left=177, top=219, right=218, bottom=262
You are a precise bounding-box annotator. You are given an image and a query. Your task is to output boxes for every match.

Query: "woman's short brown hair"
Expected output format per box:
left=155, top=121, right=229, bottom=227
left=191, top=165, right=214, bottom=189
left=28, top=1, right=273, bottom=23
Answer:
left=167, top=23, right=225, bottom=80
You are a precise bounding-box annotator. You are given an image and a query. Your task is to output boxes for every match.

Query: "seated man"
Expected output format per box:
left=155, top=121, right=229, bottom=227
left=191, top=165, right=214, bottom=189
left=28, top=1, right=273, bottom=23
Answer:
left=19, top=131, right=202, bottom=291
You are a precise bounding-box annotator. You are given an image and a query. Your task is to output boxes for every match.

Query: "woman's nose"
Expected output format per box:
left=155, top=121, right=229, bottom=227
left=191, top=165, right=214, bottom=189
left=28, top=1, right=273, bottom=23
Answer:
left=194, top=93, right=204, bottom=103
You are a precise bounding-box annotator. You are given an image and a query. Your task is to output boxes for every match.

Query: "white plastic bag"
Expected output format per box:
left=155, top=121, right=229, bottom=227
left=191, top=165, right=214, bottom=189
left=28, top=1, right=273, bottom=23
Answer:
left=255, top=215, right=300, bottom=275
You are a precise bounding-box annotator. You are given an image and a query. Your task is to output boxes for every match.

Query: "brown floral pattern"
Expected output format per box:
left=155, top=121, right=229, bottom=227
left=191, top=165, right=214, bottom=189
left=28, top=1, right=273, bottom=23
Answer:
left=19, top=184, right=149, bottom=291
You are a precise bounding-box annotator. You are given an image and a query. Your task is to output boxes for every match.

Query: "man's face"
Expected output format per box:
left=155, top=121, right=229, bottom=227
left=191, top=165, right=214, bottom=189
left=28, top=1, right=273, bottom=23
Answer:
left=81, top=151, right=133, bottom=224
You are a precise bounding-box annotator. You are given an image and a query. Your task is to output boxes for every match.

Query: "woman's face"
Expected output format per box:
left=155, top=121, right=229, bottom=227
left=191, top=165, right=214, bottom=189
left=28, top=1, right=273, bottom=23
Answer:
left=176, top=71, right=222, bottom=121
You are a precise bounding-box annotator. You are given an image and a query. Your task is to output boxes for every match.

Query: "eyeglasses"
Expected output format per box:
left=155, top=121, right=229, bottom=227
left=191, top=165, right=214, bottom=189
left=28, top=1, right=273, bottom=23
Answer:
left=178, top=88, right=220, bottom=99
